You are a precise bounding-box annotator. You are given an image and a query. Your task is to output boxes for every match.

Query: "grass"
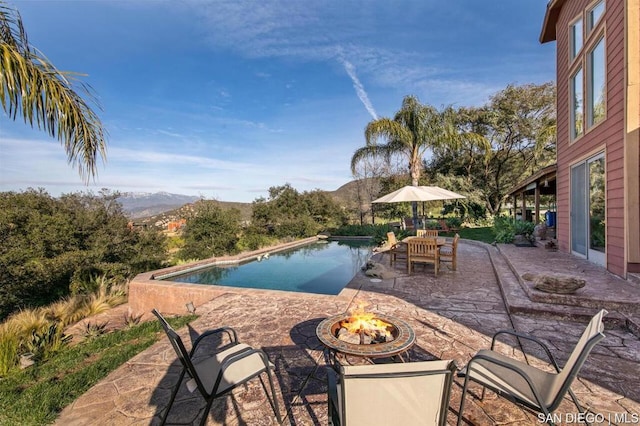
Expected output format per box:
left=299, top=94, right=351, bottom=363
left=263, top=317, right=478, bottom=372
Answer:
left=440, top=226, right=495, bottom=244
left=0, top=314, right=196, bottom=426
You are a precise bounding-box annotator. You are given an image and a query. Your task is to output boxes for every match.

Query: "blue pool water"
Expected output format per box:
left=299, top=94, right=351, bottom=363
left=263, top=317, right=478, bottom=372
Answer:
left=166, top=240, right=373, bottom=295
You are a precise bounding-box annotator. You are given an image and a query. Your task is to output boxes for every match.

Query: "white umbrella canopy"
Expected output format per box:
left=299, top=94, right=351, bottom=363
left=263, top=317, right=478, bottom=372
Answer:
left=372, top=185, right=465, bottom=203
left=418, top=186, right=466, bottom=201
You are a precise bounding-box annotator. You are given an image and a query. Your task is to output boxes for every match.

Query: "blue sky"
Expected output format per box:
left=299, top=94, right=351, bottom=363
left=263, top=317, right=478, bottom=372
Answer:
left=0, top=0, right=555, bottom=203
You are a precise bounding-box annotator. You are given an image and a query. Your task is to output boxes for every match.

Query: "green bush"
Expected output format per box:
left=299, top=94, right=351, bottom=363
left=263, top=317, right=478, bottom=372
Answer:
left=178, top=201, right=242, bottom=260
left=445, top=217, right=462, bottom=229
left=424, top=219, right=440, bottom=230
left=331, top=224, right=379, bottom=236
left=0, top=189, right=167, bottom=321
left=493, top=216, right=535, bottom=243
left=251, top=184, right=348, bottom=239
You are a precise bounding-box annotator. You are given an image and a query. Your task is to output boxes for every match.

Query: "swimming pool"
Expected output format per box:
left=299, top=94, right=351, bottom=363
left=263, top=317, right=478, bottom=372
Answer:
left=163, top=240, right=373, bottom=295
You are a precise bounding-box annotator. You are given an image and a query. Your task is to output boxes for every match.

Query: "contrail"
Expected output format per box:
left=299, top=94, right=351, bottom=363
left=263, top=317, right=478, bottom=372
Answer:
left=340, top=59, right=378, bottom=120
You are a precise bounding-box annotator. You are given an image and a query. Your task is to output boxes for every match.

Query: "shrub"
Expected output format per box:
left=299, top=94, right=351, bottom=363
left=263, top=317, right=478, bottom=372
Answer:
left=445, top=217, right=462, bottom=229
left=331, top=224, right=379, bottom=236
left=424, top=219, right=440, bottom=230
left=493, top=216, right=535, bottom=243
left=26, top=323, right=72, bottom=361
left=0, top=189, right=167, bottom=321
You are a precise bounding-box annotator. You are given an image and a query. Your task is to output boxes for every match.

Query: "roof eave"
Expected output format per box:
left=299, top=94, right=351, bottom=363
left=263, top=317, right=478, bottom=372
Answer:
left=540, top=0, right=566, bottom=43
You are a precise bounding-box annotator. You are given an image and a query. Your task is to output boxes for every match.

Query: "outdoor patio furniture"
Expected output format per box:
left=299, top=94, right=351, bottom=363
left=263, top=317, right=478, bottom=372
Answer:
left=408, top=237, right=440, bottom=275
left=387, top=231, right=408, bottom=267
left=151, top=309, right=282, bottom=426
left=327, top=360, right=457, bottom=426
left=417, top=229, right=439, bottom=238
left=439, top=233, right=459, bottom=271
left=457, top=309, right=608, bottom=426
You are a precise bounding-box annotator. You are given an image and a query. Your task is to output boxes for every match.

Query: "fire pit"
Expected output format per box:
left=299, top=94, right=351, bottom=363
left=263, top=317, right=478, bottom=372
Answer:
left=316, top=311, right=415, bottom=360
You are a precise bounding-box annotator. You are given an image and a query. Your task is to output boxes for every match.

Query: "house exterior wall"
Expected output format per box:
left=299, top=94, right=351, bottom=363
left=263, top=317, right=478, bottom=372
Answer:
left=552, top=0, right=629, bottom=277
left=626, top=0, right=640, bottom=273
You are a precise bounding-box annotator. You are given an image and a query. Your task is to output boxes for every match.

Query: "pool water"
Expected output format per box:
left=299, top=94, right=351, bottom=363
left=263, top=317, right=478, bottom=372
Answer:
left=166, top=240, right=373, bottom=295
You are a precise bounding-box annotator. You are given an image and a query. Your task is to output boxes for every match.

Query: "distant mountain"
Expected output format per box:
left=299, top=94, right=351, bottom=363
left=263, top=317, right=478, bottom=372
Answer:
left=117, top=192, right=201, bottom=218
left=118, top=181, right=372, bottom=222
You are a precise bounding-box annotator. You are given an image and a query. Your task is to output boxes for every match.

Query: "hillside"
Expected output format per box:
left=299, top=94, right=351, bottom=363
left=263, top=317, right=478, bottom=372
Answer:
left=118, top=192, right=200, bottom=218
left=128, top=180, right=377, bottom=228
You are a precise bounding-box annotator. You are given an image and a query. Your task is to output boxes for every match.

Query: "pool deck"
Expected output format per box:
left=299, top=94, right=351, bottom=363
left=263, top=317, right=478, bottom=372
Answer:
left=56, top=240, right=640, bottom=425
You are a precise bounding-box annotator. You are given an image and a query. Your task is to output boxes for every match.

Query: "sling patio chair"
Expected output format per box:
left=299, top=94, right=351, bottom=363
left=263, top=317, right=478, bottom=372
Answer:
left=152, top=309, right=282, bottom=425
left=328, top=360, right=457, bottom=426
left=439, top=233, right=459, bottom=271
left=457, top=309, right=607, bottom=426
left=387, top=231, right=408, bottom=267
left=408, top=237, right=440, bottom=275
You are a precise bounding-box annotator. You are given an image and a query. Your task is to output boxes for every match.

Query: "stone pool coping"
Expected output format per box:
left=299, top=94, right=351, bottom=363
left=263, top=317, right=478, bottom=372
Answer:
left=128, top=236, right=367, bottom=315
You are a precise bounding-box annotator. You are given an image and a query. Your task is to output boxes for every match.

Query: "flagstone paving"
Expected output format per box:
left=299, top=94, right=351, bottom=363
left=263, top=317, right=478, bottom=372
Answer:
left=56, top=240, right=640, bottom=425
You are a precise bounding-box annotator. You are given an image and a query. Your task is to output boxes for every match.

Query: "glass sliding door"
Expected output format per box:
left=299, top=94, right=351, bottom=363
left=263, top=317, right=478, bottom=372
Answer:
left=571, top=163, right=588, bottom=256
left=588, top=156, right=605, bottom=265
left=570, top=153, right=606, bottom=266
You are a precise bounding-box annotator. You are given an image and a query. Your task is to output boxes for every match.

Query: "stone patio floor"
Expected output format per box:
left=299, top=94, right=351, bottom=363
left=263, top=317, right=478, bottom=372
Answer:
left=56, top=240, right=640, bottom=425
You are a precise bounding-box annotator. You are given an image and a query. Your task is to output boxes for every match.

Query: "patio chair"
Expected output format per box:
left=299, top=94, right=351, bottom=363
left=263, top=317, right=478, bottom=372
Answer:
left=387, top=231, right=408, bottom=267
left=417, top=229, right=439, bottom=238
left=439, top=233, right=459, bottom=271
left=151, top=309, right=282, bottom=426
left=457, top=309, right=608, bottom=426
left=408, top=237, right=439, bottom=275
left=328, top=360, right=457, bottom=426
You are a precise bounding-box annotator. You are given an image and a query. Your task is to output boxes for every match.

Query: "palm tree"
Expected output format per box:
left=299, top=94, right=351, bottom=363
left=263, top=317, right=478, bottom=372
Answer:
left=1, top=2, right=106, bottom=181
left=350, top=95, right=458, bottom=226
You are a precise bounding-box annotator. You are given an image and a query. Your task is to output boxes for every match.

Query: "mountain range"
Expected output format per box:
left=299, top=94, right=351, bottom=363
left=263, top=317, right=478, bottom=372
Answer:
left=117, top=180, right=372, bottom=220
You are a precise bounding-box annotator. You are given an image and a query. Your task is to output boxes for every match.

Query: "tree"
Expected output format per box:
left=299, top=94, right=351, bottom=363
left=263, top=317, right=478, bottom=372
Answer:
left=0, top=189, right=167, bottom=320
left=429, top=83, right=556, bottom=216
left=179, top=201, right=242, bottom=260
left=0, top=2, right=106, bottom=180
left=251, top=184, right=347, bottom=238
left=350, top=95, right=458, bottom=226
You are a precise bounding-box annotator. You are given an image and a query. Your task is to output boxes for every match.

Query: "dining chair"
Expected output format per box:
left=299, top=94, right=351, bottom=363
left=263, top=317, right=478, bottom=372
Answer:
left=152, top=309, right=282, bottom=425
left=439, top=233, right=459, bottom=271
left=407, top=237, right=439, bottom=275
left=387, top=231, right=408, bottom=267
left=417, top=229, right=439, bottom=238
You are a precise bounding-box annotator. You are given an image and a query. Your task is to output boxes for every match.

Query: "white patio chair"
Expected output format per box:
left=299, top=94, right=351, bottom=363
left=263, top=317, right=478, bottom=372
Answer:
left=328, top=360, right=456, bottom=425
left=457, top=309, right=607, bottom=426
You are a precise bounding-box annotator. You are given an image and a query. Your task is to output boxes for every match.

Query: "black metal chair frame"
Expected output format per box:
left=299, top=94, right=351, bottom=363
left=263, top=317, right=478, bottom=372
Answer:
left=152, top=309, right=282, bottom=425
left=457, top=310, right=607, bottom=426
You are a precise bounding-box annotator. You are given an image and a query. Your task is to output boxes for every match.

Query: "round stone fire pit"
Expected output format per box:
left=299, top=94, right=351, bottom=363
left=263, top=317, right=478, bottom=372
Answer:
left=316, top=312, right=415, bottom=359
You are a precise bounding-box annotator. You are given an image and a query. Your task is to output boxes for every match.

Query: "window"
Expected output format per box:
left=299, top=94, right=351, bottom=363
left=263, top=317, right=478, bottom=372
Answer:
left=588, top=37, right=605, bottom=126
left=568, top=1, right=606, bottom=141
left=571, top=68, right=584, bottom=139
left=587, top=1, right=605, bottom=33
left=570, top=18, right=583, bottom=59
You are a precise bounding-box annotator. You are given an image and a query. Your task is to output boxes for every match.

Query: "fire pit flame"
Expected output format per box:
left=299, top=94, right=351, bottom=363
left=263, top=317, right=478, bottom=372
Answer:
left=335, top=310, right=395, bottom=345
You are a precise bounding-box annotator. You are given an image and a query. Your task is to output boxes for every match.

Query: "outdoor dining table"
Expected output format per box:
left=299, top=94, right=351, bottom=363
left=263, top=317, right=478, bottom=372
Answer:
left=402, top=236, right=447, bottom=246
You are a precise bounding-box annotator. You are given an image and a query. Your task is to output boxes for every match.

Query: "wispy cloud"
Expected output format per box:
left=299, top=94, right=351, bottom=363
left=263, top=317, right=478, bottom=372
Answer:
left=339, top=57, right=377, bottom=119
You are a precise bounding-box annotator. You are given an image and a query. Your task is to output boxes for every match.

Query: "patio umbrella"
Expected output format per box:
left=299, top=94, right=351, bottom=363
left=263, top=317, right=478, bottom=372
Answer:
left=371, top=185, right=465, bottom=203
left=371, top=185, right=465, bottom=228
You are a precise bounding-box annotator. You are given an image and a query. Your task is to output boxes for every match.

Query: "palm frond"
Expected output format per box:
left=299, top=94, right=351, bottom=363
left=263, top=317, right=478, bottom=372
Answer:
left=0, top=2, right=106, bottom=181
